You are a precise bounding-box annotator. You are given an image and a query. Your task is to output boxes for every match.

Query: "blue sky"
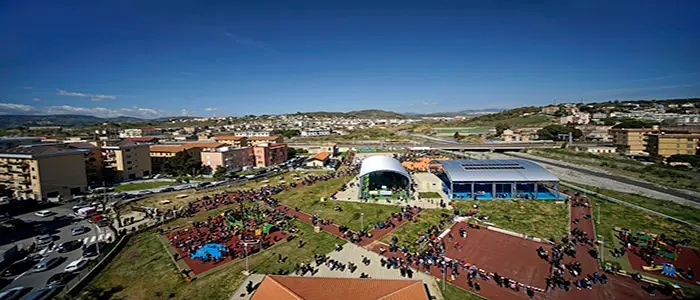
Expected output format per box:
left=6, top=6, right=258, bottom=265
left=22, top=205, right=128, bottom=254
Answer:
left=1, top=1, right=699, bottom=118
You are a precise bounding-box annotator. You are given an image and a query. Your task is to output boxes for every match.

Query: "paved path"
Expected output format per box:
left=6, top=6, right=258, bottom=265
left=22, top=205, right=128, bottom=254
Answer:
left=229, top=274, right=265, bottom=300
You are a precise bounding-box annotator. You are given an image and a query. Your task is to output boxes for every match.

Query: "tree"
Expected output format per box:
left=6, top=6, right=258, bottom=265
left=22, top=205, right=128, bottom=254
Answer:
left=495, top=122, right=511, bottom=136
left=536, top=124, right=581, bottom=141
left=213, top=166, right=228, bottom=180
left=288, top=147, right=308, bottom=158
left=668, top=154, right=700, bottom=168
left=453, top=132, right=462, bottom=140
left=162, top=151, right=204, bottom=177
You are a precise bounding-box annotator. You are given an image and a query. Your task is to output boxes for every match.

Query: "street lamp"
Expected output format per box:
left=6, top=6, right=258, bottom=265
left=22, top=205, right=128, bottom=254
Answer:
left=360, top=213, right=364, bottom=232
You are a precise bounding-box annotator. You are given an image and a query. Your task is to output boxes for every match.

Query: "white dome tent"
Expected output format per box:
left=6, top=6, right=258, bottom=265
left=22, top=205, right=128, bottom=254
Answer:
left=358, top=155, right=412, bottom=200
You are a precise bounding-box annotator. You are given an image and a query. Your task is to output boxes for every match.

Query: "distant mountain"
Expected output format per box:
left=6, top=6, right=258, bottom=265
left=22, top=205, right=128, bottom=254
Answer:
left=0, top=114, right=147, bottom=129
left=405, top=108, right=504, bottom=117
left=294, top=109, right=407, bottom=119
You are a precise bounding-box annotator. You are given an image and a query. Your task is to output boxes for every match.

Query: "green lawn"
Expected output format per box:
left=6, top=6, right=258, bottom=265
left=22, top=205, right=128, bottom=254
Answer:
left=418, top=192, right=442, bottom=198
left=380, top=209, right=450, bottom=252
left=442, top=282, right=487, bottom=300
left=452, top=200, right=569, bottom=240
left=114, top=181, right=175, bottom=192
left=571, top=183, right=700, bottom=225
left=275, top=176, right=403, bottom=232
left=87, top=220, right=344, bottom=300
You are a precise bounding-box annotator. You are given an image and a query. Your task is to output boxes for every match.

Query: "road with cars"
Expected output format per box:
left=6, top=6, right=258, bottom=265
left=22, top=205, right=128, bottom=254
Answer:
left=0, top=202, right=114, bottom=298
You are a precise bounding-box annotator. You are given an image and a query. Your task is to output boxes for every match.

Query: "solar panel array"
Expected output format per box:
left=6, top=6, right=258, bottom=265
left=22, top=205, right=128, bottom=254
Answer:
left=460, top=163, right=525, bottom=170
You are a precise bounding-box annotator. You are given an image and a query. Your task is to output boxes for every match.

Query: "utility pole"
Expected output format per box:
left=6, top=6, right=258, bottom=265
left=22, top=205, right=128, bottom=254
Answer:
left=244, top=243, right=249, bottom=273
left=597, top=205, right=600, bottom=225
left=360, top=213, right=364, bottom=232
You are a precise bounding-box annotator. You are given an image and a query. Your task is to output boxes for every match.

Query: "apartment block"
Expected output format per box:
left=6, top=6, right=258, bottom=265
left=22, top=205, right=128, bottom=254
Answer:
left=645, top=133, right=700, bottom=158
left=609, top=128, right=659, bottom=154
left=253, top=143, right=288, bottom=167
left=67, top=142, right=104, bottom=183
left=213, top=136, right=248, bottom=147
left=100, top=141, right=152, bottom=181
left=201, top=146, right=255, bottom=172
left=0, top=145, right=88, bottom=200
left=234, top=131, right=270, bottom=137
left=149, top=145, right=203, bottom=173
left=248, top=136, right=283, bottom=146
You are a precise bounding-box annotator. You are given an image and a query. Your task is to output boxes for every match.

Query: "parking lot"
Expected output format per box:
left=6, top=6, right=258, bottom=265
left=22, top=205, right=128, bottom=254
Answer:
left=0, top=203, right=114, bottom=297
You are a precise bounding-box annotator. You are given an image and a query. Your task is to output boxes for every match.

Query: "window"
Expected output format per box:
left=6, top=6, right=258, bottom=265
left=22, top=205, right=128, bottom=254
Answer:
left=127, top=161, right=132, bottom=164
left=676, top=138, right=680, bottom=142
left=689, top=144, right=694, bottom=148
left=688, top=150, right=694, bottom=154
left=689, top=138, right=694, bottom=142
left=125, top=149, right=131, bottom=152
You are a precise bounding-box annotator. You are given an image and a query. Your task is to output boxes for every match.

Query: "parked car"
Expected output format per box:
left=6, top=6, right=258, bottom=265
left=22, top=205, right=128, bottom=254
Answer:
left=159, top=187, right=175, bottom=193
left=21, top=286, right=62, bottom=300
left=35, top=234, right=53, bottom=245
left=45, top=272, right=74, bottom=286
left=34, top=210, right=54, bottom=218
left=1, top=258, right=39, bottom=277
left=32, top=256, right=65, bottom=272
left=56, top=240, right=83, bottom=253
left=64, top=258, right=88, bottom=272
left=0, top=286, right=31, bottom=300
left=71, top=225, right=89, bottom=236
left=82, top=242, right=104, bottom=258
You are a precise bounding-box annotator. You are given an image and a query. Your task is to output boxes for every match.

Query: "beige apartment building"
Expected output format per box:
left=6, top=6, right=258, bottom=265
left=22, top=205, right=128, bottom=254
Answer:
left=213, top=136, right=248, bottom=148
left=0, top=145, right=88, bottom=200
left=248, top=136, right=283, bottom=146
left=67, top=142, right=105, bottom=183
left=100, top=141, right=152, bottom=181
left=609, top=128, right=659, bottom=154
left=645, top=133, right=700, bottom=158
left=150, top=144, right=203, bottom=173
left=201, top=146, right=255, bottom=172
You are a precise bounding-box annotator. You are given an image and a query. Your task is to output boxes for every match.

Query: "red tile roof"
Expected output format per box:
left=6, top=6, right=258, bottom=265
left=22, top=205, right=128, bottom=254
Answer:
left=251, top=276, right=428, bottom=300
left=249, top=136, right=280, bottom=140
left=310, top=152, right=329, bottom=161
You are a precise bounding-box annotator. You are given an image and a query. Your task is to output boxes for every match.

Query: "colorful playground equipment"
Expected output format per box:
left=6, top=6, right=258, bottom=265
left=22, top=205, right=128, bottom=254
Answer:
left=643, top=263, right=680, bottom=278
left=191, top=243, right=226, bottom=261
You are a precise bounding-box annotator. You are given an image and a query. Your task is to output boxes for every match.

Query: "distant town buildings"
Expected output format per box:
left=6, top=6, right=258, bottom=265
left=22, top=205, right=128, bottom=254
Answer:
left=233, top=131, right=270, bottom=137
left=300, top=129, right=331, bottom=136
left=213, top=136, right=248, bottom=148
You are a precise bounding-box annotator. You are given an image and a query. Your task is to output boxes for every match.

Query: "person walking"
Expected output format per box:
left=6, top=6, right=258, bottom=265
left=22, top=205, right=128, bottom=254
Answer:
left=474, top=282, right=481, bottom=293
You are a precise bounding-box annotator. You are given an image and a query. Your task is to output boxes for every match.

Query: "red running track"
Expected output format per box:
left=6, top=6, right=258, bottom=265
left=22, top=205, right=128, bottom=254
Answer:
left=628, top=246, right=700, bottom=283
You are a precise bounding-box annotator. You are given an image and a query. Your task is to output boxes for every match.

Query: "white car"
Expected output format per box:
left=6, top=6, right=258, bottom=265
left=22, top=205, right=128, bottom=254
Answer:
left=64, top=258, right=88, bottom=272
left=34, top=210, right=54, bottom=217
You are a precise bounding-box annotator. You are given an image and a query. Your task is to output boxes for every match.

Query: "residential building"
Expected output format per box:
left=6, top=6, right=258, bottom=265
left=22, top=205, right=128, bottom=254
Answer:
left=248, top=136, right=283, bottom=146
left=306, top=152, right=330, bottom=167
left=118, top=127, right=162, bottom=138
left=292, top=143, right=337, bottom=155
left=100, top=141, right=152, bottom=181
left=201, top=146, right=254, bottom=173
left=149, top=145, right=203, bottom=173
left=233, top=131, right=270, bottom=137
left=253, top=143, right=288, bottom=167
left=583, top=125, right=613, bottom=142
left=0, top=145, right=88, bottom=200
left=541, top=105, right=561, bottom=114
left=124, top=137, right=160, bottom=144
left=559, top=113, right=590, bottom=125
left=609, top=128, right=659, bottom=154
left=300, top=129, right=331, bottom=136
left=0, top=137, right=43, bottom=150
left=213, top=135, right=248, bottom=147
left=183, top=142, right=227, bottom=152
left=645, top=133, right=700, bottom=158
left=67, top=142, right=105, bottom=184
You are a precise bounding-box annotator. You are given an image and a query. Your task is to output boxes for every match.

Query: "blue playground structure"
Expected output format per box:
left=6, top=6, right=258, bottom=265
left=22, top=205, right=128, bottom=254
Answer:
left=190, top=243, right=226, bottom=261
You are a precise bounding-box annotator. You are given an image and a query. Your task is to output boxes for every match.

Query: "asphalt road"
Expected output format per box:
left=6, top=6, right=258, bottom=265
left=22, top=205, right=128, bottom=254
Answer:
left=0, top=204, right=114, bottom=296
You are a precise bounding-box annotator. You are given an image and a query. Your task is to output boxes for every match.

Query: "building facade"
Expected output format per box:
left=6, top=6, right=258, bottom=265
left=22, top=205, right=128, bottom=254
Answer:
left=213, top=136, right=249, bottom=148
left=645, top=133, right=700, bottom=158
left=301, top=129, right=331, bottom=136
left=248, top=136, right=283, bottom=146
left=609, top=128, right=659, bottom=154
left=0, top=137, right=43, bottom=150
left=253, top=143, right=288, bottom=167
left=234, top=131, right=270, bottom=137
left=201, top=147, right=255, bottom=172
left=100, top=141, right=152, bottom=181
left=149, top=145, right=203, bottom=173
left=0, top=145, right=88, bottom=200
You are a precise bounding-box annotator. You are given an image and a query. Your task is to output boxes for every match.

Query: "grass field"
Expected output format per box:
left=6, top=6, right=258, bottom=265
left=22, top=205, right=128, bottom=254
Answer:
left=452, top=200, right=569, bottom=240
left=87, top=220, right=344, bottom=300
left=442, top=282, right=487, bottom=300
left=571, top=183, right=700, bottom=225
left=114, top=181, right=175, bottom=192
left=418, top=192, right=442, bottom=198
left=275, top=176, right=403, bottom=231
left=380, top=209, right=451, bottom=252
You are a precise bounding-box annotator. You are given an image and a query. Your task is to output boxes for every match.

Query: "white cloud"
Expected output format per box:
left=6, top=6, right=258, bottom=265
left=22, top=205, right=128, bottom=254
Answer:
left=57, top=89, right=117, bottom=101
left=180, top=109, right=196, bottom=116
left=32, top=98, right=41, bottom=102
left=23, top=86, right=33, bottom=90
left=204, top=107, right=219, bottom=112
left=0, top=103, right=36, bottom=113
left=0, top=103, right=166, bottom=118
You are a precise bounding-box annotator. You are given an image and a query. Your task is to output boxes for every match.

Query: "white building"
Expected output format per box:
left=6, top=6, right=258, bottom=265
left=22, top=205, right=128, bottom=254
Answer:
left=234, top=131, right=271, bottom=137
left=301, top=129, right=331, bottom=136
left=586, top=146, right=617, bottom=154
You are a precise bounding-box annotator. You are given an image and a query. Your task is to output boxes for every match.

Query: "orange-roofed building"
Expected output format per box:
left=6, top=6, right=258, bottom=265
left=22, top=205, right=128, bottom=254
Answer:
left=306, top=151, right=330, bottom=167
left=213, top=135, right=248, bottom=147
left=183, top=142, right=227, bottom=151
left=402, top=157, right=448, bottom=172
left=250, top=275, right=429, bottom=300
left=149, top=144, right=203, bottom=173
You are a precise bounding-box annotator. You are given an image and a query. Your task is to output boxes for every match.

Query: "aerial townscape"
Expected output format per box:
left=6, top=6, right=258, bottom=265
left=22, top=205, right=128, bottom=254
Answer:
left=1, top=1, right=699, bottom=300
